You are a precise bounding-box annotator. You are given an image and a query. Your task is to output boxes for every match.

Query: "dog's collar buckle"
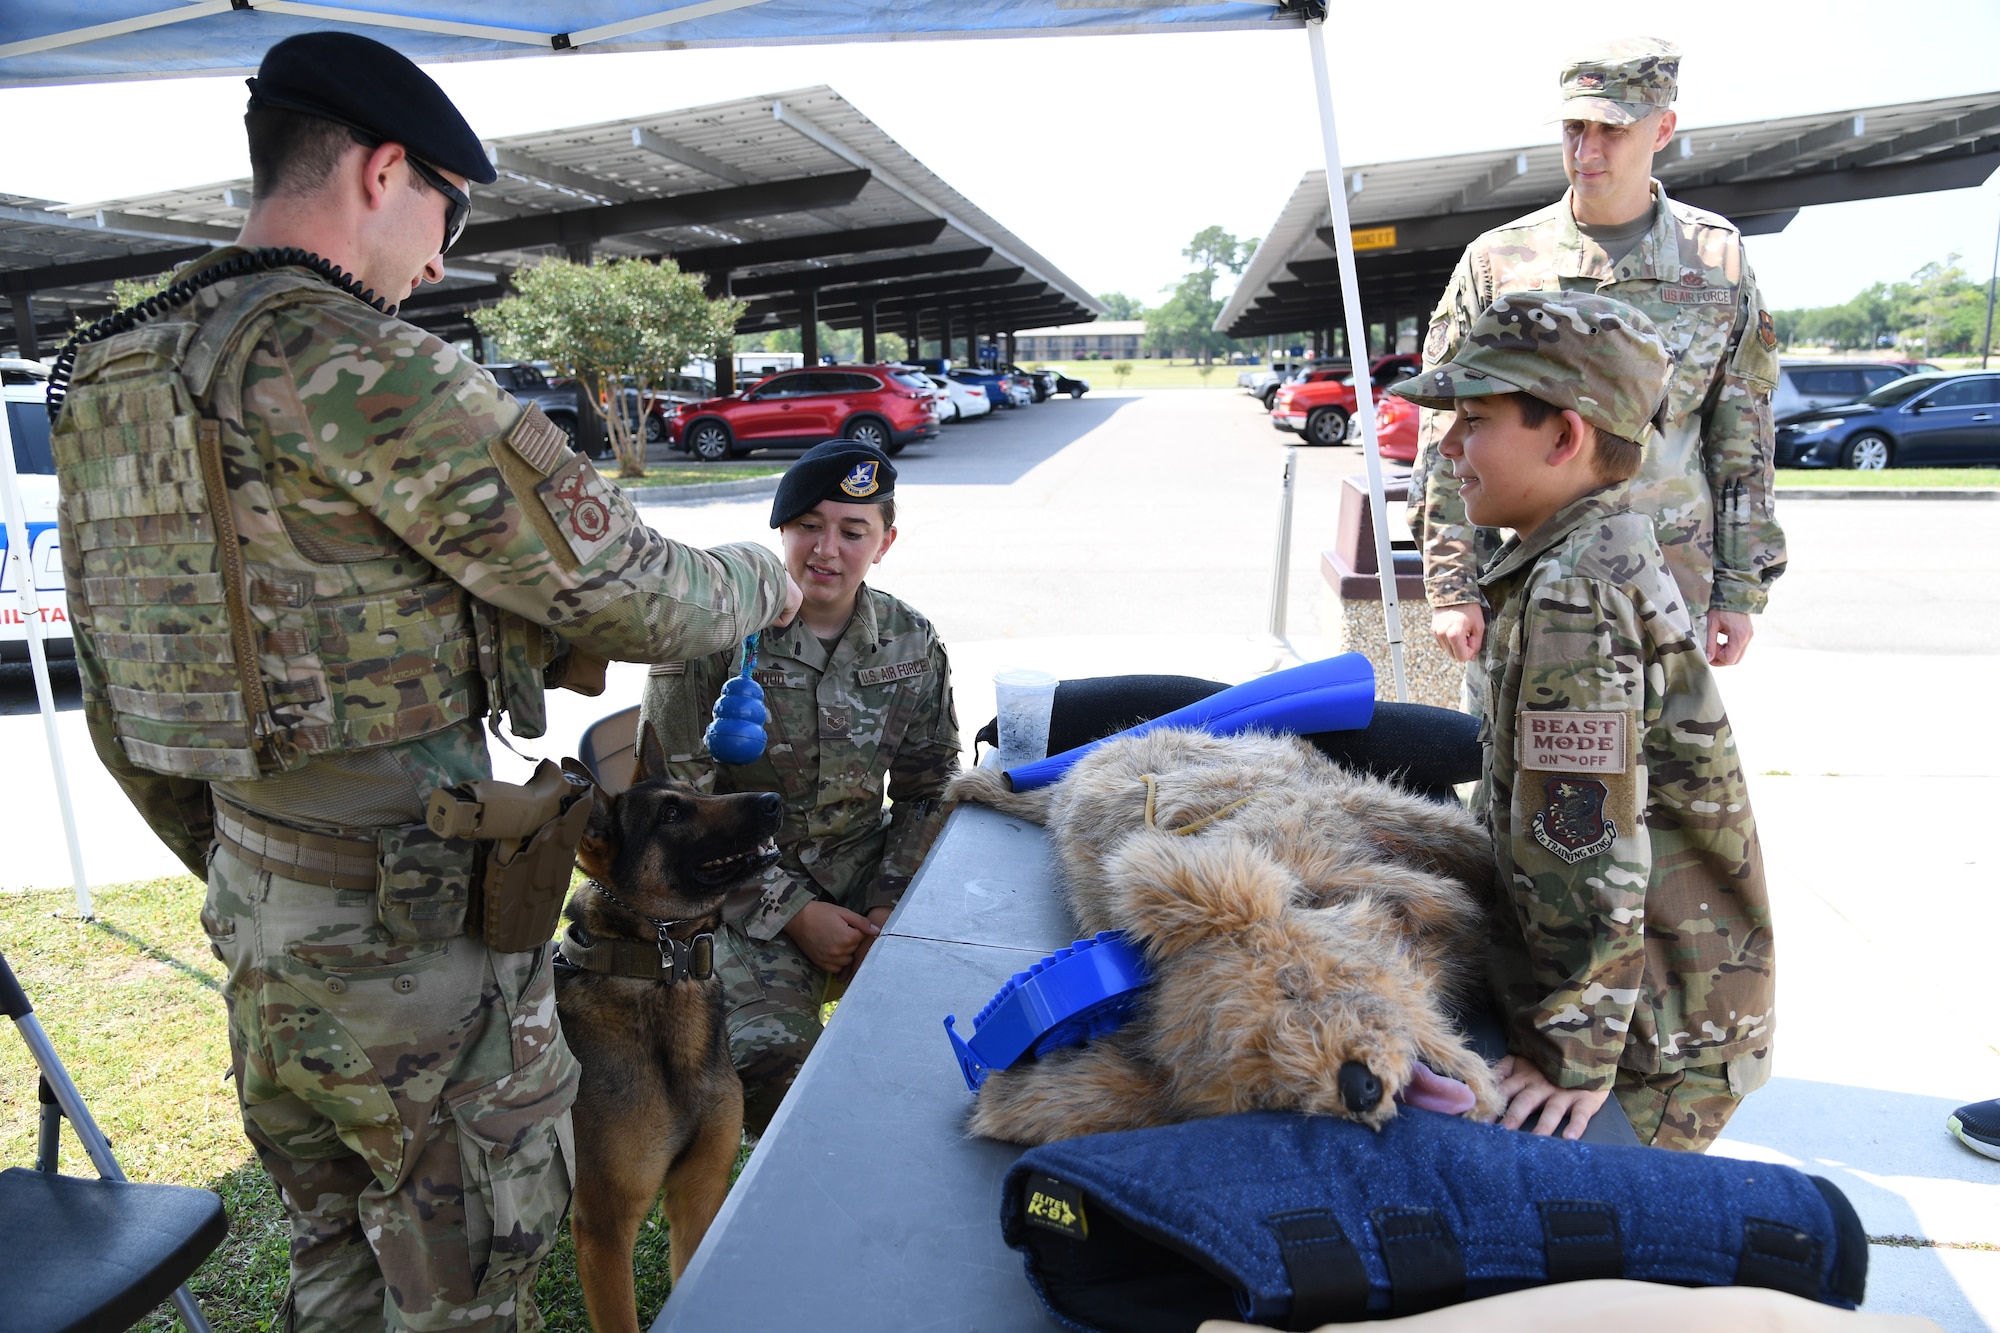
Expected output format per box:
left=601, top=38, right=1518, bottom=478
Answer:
left=657, top=928, right=716, bottom=983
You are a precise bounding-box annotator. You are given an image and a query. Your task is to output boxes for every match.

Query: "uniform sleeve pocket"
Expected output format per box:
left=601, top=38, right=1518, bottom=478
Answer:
left=449, top=1039, right=580, bottom=1298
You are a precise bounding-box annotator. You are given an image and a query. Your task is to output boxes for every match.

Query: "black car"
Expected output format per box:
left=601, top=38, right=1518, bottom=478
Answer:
left=1047, top=368, right=1090, bottom=399
left=999, top=363, right=1055, bottom=402
left=1776, top=372, right=2000, bottom=469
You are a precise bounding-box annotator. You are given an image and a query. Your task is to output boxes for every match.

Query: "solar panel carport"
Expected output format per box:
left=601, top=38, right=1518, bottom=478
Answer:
left=0, top=85, right=1101, bottom=390
left=1219, top=91, right=2000, bottom=349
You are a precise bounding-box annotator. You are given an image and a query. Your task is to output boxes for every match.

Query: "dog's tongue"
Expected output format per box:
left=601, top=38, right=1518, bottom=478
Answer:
left=1396, top=1061, right=1477, bottom=1115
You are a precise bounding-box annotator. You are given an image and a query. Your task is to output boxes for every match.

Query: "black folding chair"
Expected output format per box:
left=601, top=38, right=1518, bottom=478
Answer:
left=1, top=950, right=226, bottom=1333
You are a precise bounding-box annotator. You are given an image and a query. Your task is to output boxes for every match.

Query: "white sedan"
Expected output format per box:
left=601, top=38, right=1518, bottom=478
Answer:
left=930, top=373, right=992, bottom=421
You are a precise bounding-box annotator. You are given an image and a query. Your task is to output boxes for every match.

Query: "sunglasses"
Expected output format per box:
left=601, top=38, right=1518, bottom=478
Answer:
left=405, top=155, right=471, bottom=254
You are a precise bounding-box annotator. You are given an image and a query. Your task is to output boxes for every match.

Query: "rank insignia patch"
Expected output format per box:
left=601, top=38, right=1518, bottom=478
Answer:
left=840, top=461, right=880, bottom=497
left=1531, top=777, right=1617, bottom=864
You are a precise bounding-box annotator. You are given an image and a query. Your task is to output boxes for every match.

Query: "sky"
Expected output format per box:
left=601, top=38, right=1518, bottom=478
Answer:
left=3, top=0, right=1998, bottom=315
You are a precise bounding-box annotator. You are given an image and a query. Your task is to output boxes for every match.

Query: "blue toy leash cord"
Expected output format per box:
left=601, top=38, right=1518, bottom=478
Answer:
left=704, top=633, right=770, bottom=765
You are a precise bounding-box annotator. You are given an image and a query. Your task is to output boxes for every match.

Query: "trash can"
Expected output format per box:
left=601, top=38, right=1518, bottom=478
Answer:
left=1320, top=474, right=1464, bottom=710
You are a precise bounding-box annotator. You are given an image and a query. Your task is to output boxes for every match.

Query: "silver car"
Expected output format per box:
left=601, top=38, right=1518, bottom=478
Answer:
left=1772, top=361, right=1912, bottom=423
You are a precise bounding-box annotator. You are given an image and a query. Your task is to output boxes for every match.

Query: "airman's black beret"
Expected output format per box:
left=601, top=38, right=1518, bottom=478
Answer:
left=247, top=32, right=496, bottom=185
left=770, top=440, right=897, bottom=528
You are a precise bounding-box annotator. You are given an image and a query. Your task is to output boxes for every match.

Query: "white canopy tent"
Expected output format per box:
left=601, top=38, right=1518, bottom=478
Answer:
left=0, top=0, right=1412, bottom=924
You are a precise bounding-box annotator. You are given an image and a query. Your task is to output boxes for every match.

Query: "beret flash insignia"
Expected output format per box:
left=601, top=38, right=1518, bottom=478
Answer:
left=840, top=461, right=880, bottom=497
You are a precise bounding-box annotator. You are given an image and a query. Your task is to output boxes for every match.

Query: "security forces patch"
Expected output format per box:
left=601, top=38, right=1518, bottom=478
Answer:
left=1023, top=1175, right=1089, bottom=1240
left=1423, top=317, right=1452, bottom=365
left=840, top=461, right=880, bottom=498
left=536, top=454, right=620, bottom=565
left=1758, top=309, right=1778, bottom=350
left=1531, top=777, right=1617, bottom=865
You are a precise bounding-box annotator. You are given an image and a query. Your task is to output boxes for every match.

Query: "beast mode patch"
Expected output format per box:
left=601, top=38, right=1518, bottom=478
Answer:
left=1532, top=777, right=1617, bottom=864
left=536, top=455, right=620, bottom=565
left=1519, top=710, right=1628, bottom=774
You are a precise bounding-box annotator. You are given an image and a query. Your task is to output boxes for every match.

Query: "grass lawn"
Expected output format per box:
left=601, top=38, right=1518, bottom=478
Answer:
left=1024, top=359, right=1245, bottom=390
left=595, top=461, right=785, bottom=487
left=0, top=876, right=690, bottom=1331
left=1776, top=467, right=2000, bottom=488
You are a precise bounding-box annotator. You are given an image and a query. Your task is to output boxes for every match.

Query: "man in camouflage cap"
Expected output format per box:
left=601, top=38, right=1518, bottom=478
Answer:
left=51, top=31, right=797, bottom=1331
left=1390, top=291, right=1775, bottom=1152
left=1408, top=36, right=1785, bottom=677
left=639, top=439, right=959, bottom=1134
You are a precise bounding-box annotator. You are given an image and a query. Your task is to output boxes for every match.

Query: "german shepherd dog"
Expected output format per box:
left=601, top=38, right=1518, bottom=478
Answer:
left=554, top=731, right=782, bottom=1332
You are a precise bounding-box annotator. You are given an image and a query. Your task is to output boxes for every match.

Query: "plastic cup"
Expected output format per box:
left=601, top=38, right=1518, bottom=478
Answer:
left=993, top=668, right=1058, bottom=771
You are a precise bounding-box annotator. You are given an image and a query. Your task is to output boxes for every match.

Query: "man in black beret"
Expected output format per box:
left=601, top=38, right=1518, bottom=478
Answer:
left=50, top=28, right=799, bottom=1333
left=639, top=439, right=960, bottom=1135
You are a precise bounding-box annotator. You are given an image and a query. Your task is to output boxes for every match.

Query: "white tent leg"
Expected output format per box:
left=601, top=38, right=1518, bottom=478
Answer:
left=1306, top=18, right=1409, bottom=705
left=0, top=403, right=93, bottom=918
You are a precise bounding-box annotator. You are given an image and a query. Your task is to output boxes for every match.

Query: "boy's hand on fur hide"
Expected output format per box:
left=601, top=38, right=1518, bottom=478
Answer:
left=1494, top=1055, right=1610, bottom=1140
left=836, top=906, right=894, bottom=985
left=782, top=900, right=880, bottom=974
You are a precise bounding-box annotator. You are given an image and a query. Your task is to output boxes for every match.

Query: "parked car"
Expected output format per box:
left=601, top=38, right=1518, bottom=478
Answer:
left=928, top=373, right=991, bottom=421
left=482, top=362, right=592, bottom=450
left=1343, top=394, right=1420, bottom=463
left=1044, top=367, right=1091, bottom=399
left=883, top=366, right=952, bottom=422
left=948, top=367, right=1024, bottom=410
left=1270, top=355, right=1422, bottom=446
left=1243, top=358, right=1310, bottom=401
left=666, top=365, right=939, bottom=461
left=1, top=359, right=69, bottom=660
left=1000, top=364, right=1055, bottom=402
left=1772, top=361, right=1915, bottom=424
left=1775, top=371, right=2000, bottom=469
left=1878, top=359, right=1946, bottom=376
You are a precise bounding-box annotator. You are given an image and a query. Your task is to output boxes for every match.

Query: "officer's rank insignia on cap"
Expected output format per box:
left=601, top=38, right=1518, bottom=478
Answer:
left=1574, top=72, right=1604, bottom=89
left=840, top=461, right=880, bottom=497
left=1531, top=778, right=1617, bottom=865
left=1023, top=1175, right=1089, bottom=1240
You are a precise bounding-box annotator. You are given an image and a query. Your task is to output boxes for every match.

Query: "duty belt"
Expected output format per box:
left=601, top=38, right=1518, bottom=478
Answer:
left=555, top=921, right=715, bottom=984
left=212, top=796, right=377, bottom=892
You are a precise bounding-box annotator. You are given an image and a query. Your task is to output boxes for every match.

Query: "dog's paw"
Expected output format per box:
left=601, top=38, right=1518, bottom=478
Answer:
left=1107, top=832, right=1293, bottom=960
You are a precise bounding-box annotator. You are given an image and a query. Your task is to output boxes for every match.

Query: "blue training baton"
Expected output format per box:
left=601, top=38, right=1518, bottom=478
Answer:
left=1004, top=652, right=1376, bottom=792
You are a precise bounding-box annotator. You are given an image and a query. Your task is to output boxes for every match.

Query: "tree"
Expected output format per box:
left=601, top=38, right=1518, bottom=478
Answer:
left=1097, top=291, right=1145, bottom=320
left=1146, top=268, right=1230, bottom=364
left=1182, top=226, right=1251, bottom=275
left=478, top=258, right=742, bottom=477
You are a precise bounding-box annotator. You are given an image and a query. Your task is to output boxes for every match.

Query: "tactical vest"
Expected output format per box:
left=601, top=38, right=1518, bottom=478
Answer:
left=54, top=270, right=511, bottom=780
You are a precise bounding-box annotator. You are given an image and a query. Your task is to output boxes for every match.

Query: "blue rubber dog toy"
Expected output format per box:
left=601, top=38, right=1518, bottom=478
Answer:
left=944, top=932, right=1152, bottom=1092
left=704, top=634, right=768, bottom=765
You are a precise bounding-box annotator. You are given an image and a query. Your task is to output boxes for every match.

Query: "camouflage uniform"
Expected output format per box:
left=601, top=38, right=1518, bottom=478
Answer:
left=639, top=584, right=959, bottom=1131
left=1409, top=40, right=1786, bottom=629
left=57, top=251, right=788, bottom=1329
left=1392, top=291, right=1776, bottom=1153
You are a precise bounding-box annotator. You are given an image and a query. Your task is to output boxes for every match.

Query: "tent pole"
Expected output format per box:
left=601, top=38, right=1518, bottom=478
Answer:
left=0, top=403, right=93, bottom=918
left=1306, top=18, right=1408, bottom=703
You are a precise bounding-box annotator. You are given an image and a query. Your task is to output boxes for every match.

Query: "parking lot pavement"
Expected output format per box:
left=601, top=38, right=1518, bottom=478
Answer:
left=5, top=393, right=1995, bottom=1323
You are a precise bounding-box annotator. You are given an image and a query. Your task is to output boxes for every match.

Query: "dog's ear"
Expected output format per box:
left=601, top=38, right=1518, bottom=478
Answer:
left=635, top=720, right=670, bottom=784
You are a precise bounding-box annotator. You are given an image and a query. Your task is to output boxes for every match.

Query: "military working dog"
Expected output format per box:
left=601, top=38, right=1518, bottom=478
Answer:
left=554, top=731, right=782, bottom=1331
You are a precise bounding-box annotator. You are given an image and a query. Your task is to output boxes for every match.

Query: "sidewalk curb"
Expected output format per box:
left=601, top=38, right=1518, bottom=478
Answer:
left=1777, top=488, right=2000, bottom=501
left=624, top=475, right=782, bottom=505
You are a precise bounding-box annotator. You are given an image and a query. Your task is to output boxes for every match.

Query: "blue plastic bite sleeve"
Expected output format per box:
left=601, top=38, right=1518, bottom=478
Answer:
left=1004, top=652, right=1376, bottom=792
left=945, top=933, right=1151, bottom=1092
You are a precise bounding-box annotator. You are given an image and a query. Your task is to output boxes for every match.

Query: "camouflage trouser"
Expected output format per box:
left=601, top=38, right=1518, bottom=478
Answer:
left=714, top=922, right=829, bottom=1135
left=1614, top=1047, right=1770, bottom=1153
left=202, top=845, right=577, bottom=1331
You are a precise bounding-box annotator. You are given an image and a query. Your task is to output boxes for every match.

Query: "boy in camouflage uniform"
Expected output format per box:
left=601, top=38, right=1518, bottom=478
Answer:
left=1389, top=291, right=1775, bottom=1152
left=640, top=440, right=959, bottom=1133
left=1410, top=38, right=1785, bottom=673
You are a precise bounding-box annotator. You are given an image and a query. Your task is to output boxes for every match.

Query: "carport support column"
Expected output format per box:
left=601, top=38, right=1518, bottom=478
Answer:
left=709, top=272, right=735, bottom=396
left=9, top=294, right=38, bottom=360
left=966, top=310, right=980, bottom=367
left=1307, top=18, right=1407, bottom=703
left=940, top=309, right=955, bottom=368
left=906, top=309, right=922, bottom=360
left=1005, top=332, right=1017, bottom=365
left=861, top=297, right=878, bottom=364
left=800, top=288, right=819, bottom=366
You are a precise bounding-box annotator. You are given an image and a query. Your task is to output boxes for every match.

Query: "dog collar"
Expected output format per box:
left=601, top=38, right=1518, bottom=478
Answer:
left=556, top=882, right=717, bottom=984
left=944, top=932, right=1151, bottom=1093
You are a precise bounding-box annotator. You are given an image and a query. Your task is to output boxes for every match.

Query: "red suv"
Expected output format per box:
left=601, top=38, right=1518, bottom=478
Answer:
left=667, top=365, right=939, bottom=461
left=1271, top=354, right=1420, bottom=447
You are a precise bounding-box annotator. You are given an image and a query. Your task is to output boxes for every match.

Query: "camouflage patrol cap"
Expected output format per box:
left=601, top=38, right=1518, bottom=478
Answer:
left=770, top=439, right=896, bottom=527
left=1387, top=292, right=1671, bottom=445
left=1555, top=37, right=1680, bottom=126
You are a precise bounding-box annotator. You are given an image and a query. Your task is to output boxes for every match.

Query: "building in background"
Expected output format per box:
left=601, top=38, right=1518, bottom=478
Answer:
left=1015, top=319, right=1146, bottom=362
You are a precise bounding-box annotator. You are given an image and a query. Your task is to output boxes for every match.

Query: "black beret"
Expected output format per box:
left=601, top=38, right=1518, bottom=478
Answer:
left=247, top=32, right=496, bottom=185
left=770, top=440, right=897, bottom=528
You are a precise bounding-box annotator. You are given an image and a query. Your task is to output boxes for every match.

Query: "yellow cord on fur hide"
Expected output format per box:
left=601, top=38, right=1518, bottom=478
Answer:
left=1140, top=774, right=1258, bottom=836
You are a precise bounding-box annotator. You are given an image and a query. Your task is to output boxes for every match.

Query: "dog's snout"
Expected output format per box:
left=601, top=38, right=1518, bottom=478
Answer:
left=1338, top=1061, right=1382, bottom=1114
left=755, top=792, right=782, bottom=819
